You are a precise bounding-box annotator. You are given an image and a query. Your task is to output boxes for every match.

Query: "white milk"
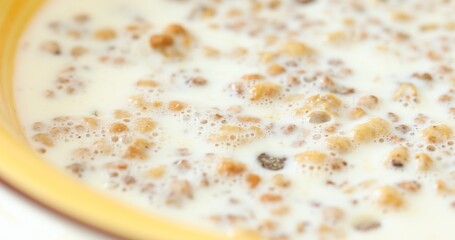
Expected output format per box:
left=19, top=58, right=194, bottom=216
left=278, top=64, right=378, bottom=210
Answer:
left=14, top=0, right=455, bottom=239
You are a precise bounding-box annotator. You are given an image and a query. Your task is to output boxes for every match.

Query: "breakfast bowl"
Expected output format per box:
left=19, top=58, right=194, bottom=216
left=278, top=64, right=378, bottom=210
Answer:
left=3, top=1, right=455, bottom=240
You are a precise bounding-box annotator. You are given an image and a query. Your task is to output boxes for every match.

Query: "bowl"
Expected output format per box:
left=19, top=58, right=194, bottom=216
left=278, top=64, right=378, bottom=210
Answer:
left=0, top=1, right=240, bottom=239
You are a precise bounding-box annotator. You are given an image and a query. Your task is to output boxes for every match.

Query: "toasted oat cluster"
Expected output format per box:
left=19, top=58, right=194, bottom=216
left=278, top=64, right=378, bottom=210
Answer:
left=15, top=0, right=455, bottom=239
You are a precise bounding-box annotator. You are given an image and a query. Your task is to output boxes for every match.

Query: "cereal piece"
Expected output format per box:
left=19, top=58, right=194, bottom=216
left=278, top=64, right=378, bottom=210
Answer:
left=326, top=137, right=352, bottom=154
left=281, top=124, right=297, bottom=135
left=83, top=117, right=99, bottom=129
left=123, top=175, right=136, bottom=185
left=150, top=34, right=174, bottom=51
left=349, top=107, right=366, bottom=120
left=358, top=95, right=378, bottom=109
left=242, top=74, right=265, bottom=81
left=148, top=165, right=166, bottom=179
left=374, top=186, right=403, bottom=208
left=250, top=82, right=281, bottom=101
left=396, top=181, right=421, bottom=193
left=66, top=163, right=85, bottom=176
left=295, top=151, right=328, bottom=165
left=257, top=153, right=287, bottom=171
left=352, top=118, right=390, bottom=143
left=270, top=206, right=290, bottom=216
left=260, top=193, right=282, bottom=202
left=304, top=93, right=342, bottom=114
left=392, top=11, right=412, bottom=22
left=74, top=13, right=90, bottom=23
left=237, top=115, right=261, bottom=123
left=353, top=220, right=381, bottom=232
left=272, top=174, right=291, bottom=188
left=322, top=207, right=344, bottom=225
left=260, top=52, right=277, bottom=63
left=94, top=28, right=117, bottom=41
left=174, top=159, right=191, bottom=170
left=209, top=125, right=264, bottom=144
left=327, top=31, right=346, bottom=43
left=164, top=23, right=191, bottom=48
left=109, top=122, right=129, bottom=134
left=415, top=153, right=433, bottom=171
left=218, top=158, right=246, bottom=175
left=385, top=146, right=409, bottom=168
left=413, top=73, right=433, bottom=81
left=308, top=111, right=331, bottom=124
left=395, top=124, right=410, bottom=134
left=186, top=77, right=208, bottom=86
left=164, top=24, right=187, bottom=36
left=136, top=80, right=159, bottom=88
left=319, top=77, right=354, bottom=95
left=434, top=180, right=454, bottom=195
left=245, top=173, right=261, bottom=189
left=93, top=139, right=112, bottom=155
left=296, top=0, right=315, bottom=4
left=168, top=101, right=188, bottom=112
left=70, top=46, right=88, bottom=57
left=123, top=139, right=154, bottom=160
left=72, top=148, right=92, bottom=159
left=231, top=47, right=248, bottom=58
left=204, top=47, right=220, bottom=57
left=32, top=122, right=45, bottom=131
left=167, top=180, right=193, bottom=205
left=329, top=158, right=348, bottom=171
left=135, top=118, right=156, bottom=133
left=281, top=41, right=314, bottom=57
left=114, top=110, right=131, bottom=119
left=393, top=83, right=418, bottom=102
left=267, top=64, right=286, bottom=76
left=41, top=41, right=61, bottom=55
left=422, top=125, right=453, bottom=143
left=387, top=112, right=399, bottom=123
left=32, top=133, right=54, bottom=147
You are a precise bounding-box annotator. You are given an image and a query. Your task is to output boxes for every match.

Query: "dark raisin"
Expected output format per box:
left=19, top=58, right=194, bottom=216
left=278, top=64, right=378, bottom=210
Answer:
left=257, top=153, right=287, bottom=170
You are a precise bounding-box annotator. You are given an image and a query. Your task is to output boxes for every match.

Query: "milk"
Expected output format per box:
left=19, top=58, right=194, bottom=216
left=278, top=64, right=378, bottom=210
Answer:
left=14, top=0, right=455, bottom=239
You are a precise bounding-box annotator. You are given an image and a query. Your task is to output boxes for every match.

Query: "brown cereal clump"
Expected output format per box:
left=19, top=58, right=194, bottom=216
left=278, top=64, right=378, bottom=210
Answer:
left=257, top=153, right=287, bottom=171
left=109, top=122, right=129, bottom=133
left=41, top=41, right=61, bottom=55
left=396, top=181, right=421, bottom=193
left=422, top=125, right=453, bottom=143
left=374, top=186, right=404, bottom=208
left=245, top=173, right=261, bottom=189
left=352, top=118, right=390, bottom=143
left=295, top=151, right=328, bottom=165
left=308, top=111, right=331, bottom=124
left=218, top=158, right=247, bottom=175
left=260, top=193, right=283, bottom=202
left=135, top=118, right=156, bottom=133
left=150, top=34, right=174, bottom=49
left=168, top=101, right=188, bottom=112
left=250, top=82, right=281, bottom=101
left=32, top=133, right=54, bottom=147
left=94, top=28, right=117, bottom=41
left=386, top=146, right=409, bottom=168
left=267, top=64, right=286, bottom=76
left=281, top=41, right=314, bottom=57
left=123, top=139, right=154, bottom=160
left=326, top=137, right=352, bottom=154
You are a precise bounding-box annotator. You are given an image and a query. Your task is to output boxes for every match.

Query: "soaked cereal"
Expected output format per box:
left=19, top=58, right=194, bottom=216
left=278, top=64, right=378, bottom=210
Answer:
left=14, top=0, right=455, bottom=239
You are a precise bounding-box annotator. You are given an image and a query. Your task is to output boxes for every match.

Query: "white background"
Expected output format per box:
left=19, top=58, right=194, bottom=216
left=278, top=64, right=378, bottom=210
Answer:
left=0, top=184, right=109, bottom=240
